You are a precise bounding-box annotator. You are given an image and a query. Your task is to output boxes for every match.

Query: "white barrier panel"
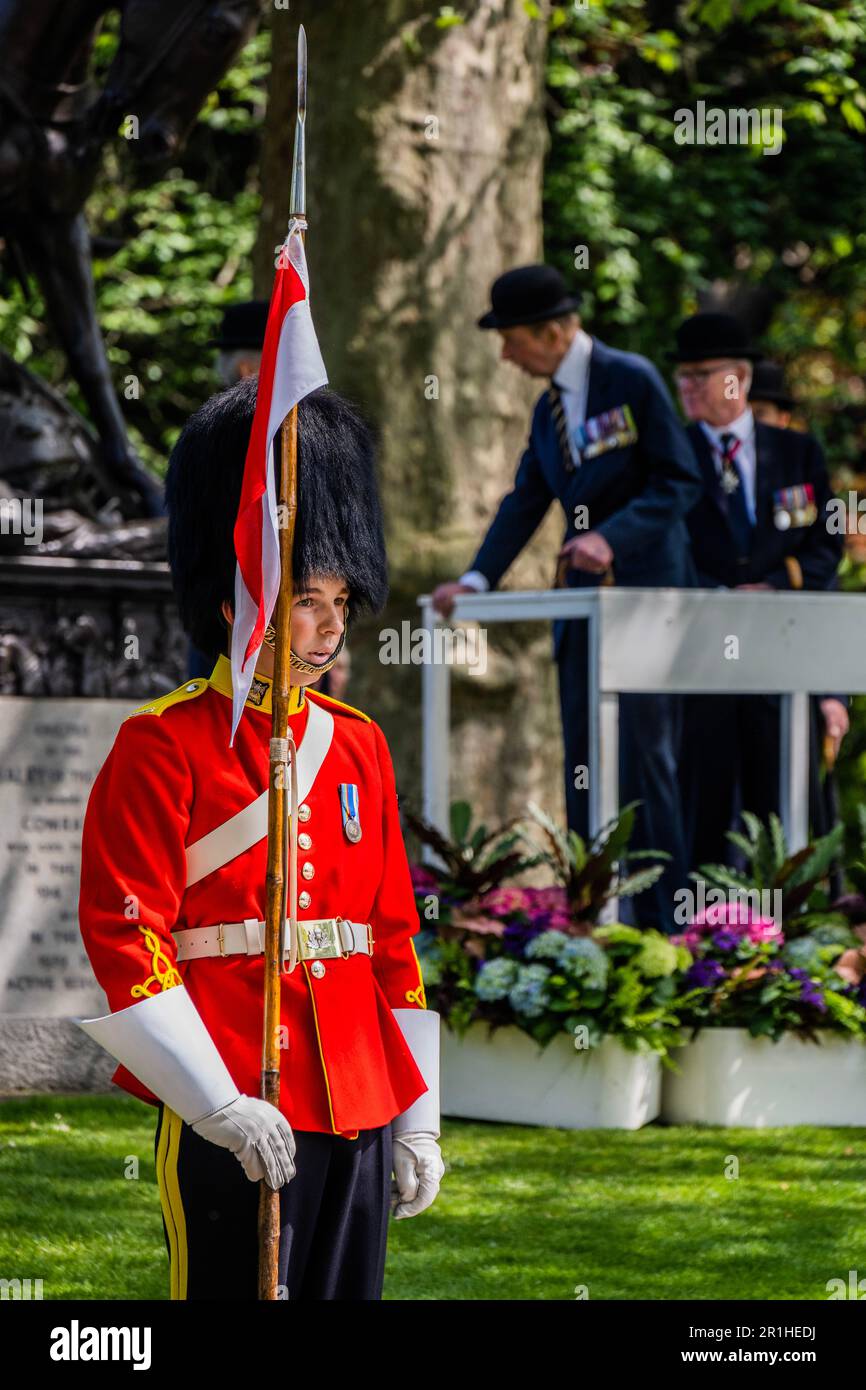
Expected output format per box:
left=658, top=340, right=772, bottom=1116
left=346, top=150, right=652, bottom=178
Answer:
left=418, top=587, right=866, bottom=854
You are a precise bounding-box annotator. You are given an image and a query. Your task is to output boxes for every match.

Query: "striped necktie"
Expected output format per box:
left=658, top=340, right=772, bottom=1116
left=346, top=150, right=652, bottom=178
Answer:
left=718, top=431, right=753, bottom=555
left=548, top=380, right=576, bottom=472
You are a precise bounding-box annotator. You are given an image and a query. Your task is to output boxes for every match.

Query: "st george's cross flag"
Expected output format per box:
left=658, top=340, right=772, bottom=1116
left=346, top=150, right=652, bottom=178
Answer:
left=229, top=224, right=327, bottom=746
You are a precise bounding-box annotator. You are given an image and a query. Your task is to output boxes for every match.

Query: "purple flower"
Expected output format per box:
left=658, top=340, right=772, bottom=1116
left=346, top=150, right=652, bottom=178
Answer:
left=410, top=864, right=439, bottom=893
left=710, top=929, right=741, bottom=952
left=502, top=921, right=544, bottom=958
left=684, top=959, right=726, bottom=990
left=786, top=966, right=827, bottom=1013
left=798, top=981, right=827, bottom=1012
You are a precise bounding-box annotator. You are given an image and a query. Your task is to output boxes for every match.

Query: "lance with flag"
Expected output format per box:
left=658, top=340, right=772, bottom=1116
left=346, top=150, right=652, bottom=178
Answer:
left=228, top=24, right=328, bottom=1298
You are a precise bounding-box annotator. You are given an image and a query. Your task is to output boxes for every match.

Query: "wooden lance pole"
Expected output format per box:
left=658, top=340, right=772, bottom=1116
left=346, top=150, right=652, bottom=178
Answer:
left=258, top=23, right=307, bottom=1301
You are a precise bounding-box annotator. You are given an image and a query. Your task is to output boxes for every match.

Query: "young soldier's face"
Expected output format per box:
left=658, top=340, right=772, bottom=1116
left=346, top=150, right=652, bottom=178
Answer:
left=220, top=573, right=349, bottom=683
left=290, top=574, right=350, bottom=680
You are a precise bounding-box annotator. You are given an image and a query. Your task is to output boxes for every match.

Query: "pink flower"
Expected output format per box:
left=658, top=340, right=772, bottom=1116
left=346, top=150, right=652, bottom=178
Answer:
left=478, top=887, right=529, bottom=917
left=516, top=886, right=565, bottom=910
left=449, top=908, right=505, bottom=937
left=686, top=901, right=783, bottom=947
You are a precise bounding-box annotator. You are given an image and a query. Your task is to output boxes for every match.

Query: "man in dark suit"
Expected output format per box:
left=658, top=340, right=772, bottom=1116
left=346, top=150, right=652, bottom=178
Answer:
left=433, top=265, right=703, bottom=930
left=674, top=313, right=845, bottom=868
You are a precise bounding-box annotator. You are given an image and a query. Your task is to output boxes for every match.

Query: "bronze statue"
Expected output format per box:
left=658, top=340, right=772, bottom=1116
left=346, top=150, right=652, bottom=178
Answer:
left=0, top=0, right=264, bottom=521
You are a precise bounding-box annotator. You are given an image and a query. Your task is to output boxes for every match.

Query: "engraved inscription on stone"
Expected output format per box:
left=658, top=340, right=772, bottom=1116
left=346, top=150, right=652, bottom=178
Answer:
left=0, top=700, right=134, bottom=1017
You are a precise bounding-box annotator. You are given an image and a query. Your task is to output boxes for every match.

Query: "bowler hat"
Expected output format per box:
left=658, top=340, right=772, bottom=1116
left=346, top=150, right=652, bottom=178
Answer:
left=749, top=359, right=795, bottom=410
left=208, top=300, right=270, bottom=350
left=478, top=264, right=581, bottom=330
left=670, top=312, right=761, bottom=363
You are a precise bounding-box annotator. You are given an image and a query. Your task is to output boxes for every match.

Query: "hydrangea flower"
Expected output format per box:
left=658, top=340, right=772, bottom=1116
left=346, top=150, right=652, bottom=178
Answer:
left=508, top=963, right=551, bottom=1019
left=781, top=938, right=821, bottom=972
left=474, top=957, right=519, bottom=1001
left=560, top=936, right=609, bottom=989
left=635, top=933, right=679, bottom=978
left=414, top=932, right=445, bottom=987
left=525, top=929, right=571, bottom=962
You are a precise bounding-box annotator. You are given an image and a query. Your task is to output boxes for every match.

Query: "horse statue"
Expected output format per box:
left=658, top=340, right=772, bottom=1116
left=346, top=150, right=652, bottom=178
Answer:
left=0, top=0, right=264, bottom=521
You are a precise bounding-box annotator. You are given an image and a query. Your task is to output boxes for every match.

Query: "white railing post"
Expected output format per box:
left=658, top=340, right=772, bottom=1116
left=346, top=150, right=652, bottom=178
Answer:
left=779, top=691, right=811, bottom=852
left=419, top=596, right=451, bottom=861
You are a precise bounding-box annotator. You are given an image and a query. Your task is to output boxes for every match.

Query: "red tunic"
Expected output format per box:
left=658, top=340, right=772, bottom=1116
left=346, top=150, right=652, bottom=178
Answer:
left=77, top=653, right=428, bottom=1137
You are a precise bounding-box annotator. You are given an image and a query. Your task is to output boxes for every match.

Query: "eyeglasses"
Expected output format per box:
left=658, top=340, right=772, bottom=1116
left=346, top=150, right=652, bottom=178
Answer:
left=674, top=364, right=738, bottom=385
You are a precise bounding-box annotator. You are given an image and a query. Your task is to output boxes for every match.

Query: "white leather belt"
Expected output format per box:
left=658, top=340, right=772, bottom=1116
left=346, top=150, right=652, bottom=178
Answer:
left=173, top=917, right=373, bottom=964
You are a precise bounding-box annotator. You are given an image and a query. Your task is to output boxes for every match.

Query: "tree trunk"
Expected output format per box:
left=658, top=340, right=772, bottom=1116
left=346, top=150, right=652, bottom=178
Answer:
left=255, top=1, right=565, bottom=842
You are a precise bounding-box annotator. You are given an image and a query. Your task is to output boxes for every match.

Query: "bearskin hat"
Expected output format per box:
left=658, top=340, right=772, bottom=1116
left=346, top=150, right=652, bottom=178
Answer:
left=165, top=378, right=389, bottom=662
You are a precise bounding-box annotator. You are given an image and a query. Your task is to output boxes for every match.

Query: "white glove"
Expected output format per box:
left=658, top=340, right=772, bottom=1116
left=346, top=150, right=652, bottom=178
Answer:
left=391, top=1129, right=445, bottom=1219
left=78, top=988, right=297, bottom=1188
left=192, top=1095, right=296, bottom=1189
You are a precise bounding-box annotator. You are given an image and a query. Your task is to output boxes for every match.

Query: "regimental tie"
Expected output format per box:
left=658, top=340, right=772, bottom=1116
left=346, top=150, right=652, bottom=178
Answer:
left=548, top=380, right=576, bottom=472
left=718, top=431, right=753, bottom=556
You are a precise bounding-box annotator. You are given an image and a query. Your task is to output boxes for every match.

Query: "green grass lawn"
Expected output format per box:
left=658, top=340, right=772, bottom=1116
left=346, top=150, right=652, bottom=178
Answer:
left=2, top=1094, right=864, bottom=1300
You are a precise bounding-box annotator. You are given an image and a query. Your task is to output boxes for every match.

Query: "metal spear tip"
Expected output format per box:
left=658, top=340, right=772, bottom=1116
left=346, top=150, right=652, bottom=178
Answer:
left=297, top=25, right=307, bottom=120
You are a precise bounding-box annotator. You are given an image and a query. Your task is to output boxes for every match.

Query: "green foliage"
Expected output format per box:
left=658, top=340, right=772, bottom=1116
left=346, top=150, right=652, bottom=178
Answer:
left=404, top=799, right=544, bottom=903
left=544, top=1, right=866, bottom=471
left=695, top=810, right=845, bottom=930
left=0, top=23, right=271, bottom=475
left=522, top=799, right=669, bottom=922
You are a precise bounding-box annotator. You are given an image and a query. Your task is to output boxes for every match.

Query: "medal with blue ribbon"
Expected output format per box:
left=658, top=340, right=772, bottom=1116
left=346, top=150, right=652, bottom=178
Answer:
left=339, top=783, right=362, bottom=842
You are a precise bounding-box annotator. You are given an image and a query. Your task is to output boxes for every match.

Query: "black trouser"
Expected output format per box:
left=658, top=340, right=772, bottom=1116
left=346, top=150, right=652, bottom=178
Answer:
left=679, top=692, right=828, bottom=871
left=153, top=1103, right=392, bottom=1300
left=556, top=619, right=688, bottom=932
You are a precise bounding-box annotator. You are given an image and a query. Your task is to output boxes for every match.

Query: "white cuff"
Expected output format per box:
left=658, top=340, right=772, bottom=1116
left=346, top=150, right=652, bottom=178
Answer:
left=391, top=1008, right=440, bottom=1138
left=457, top=570, right=490, bottom=593
left=76, top=987, right=240, bottom=1125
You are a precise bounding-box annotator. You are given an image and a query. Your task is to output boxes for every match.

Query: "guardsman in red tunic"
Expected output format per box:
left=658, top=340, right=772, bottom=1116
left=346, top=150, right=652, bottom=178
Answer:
left=77, top=380, right=444, bottom=1300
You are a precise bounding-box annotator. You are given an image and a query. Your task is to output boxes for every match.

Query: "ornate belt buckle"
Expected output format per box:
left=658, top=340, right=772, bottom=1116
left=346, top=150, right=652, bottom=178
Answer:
left=301, top=919, right=340, bottom=960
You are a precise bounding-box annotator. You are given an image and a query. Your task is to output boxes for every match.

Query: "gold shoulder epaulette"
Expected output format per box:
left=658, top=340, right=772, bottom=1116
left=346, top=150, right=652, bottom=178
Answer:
left=307, top=689, right=371, bottom=723
left=124, top=677, right=210, bottom=721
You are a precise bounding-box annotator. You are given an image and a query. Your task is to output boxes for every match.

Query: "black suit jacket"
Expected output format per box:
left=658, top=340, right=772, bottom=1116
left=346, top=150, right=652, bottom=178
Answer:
left=469, top=338, right=703, bottom=661
left=685, top=421, right=842, bottom=590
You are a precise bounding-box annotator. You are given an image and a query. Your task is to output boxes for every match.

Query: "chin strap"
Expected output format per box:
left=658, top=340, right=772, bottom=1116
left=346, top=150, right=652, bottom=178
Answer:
left=263, top=609, right=349, bottom=677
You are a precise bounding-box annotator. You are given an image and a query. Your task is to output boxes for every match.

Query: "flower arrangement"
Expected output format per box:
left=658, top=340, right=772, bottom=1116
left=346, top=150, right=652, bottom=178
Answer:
left=409, top=800, right=866, bottom=1058
left=409, top=802, right=687, bottom=1058
left=672, top=900, right=866, bottom=1043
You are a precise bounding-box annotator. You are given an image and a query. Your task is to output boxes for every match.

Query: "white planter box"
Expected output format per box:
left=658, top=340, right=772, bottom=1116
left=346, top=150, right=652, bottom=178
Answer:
left=441, top=1020, right=661, bottom=1130
left=662, top=1027, right=866, bottom=1127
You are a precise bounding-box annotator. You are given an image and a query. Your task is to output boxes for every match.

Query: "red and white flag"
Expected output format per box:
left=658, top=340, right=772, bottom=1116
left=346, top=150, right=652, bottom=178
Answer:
left=229, top=224, right=327, bottom=746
